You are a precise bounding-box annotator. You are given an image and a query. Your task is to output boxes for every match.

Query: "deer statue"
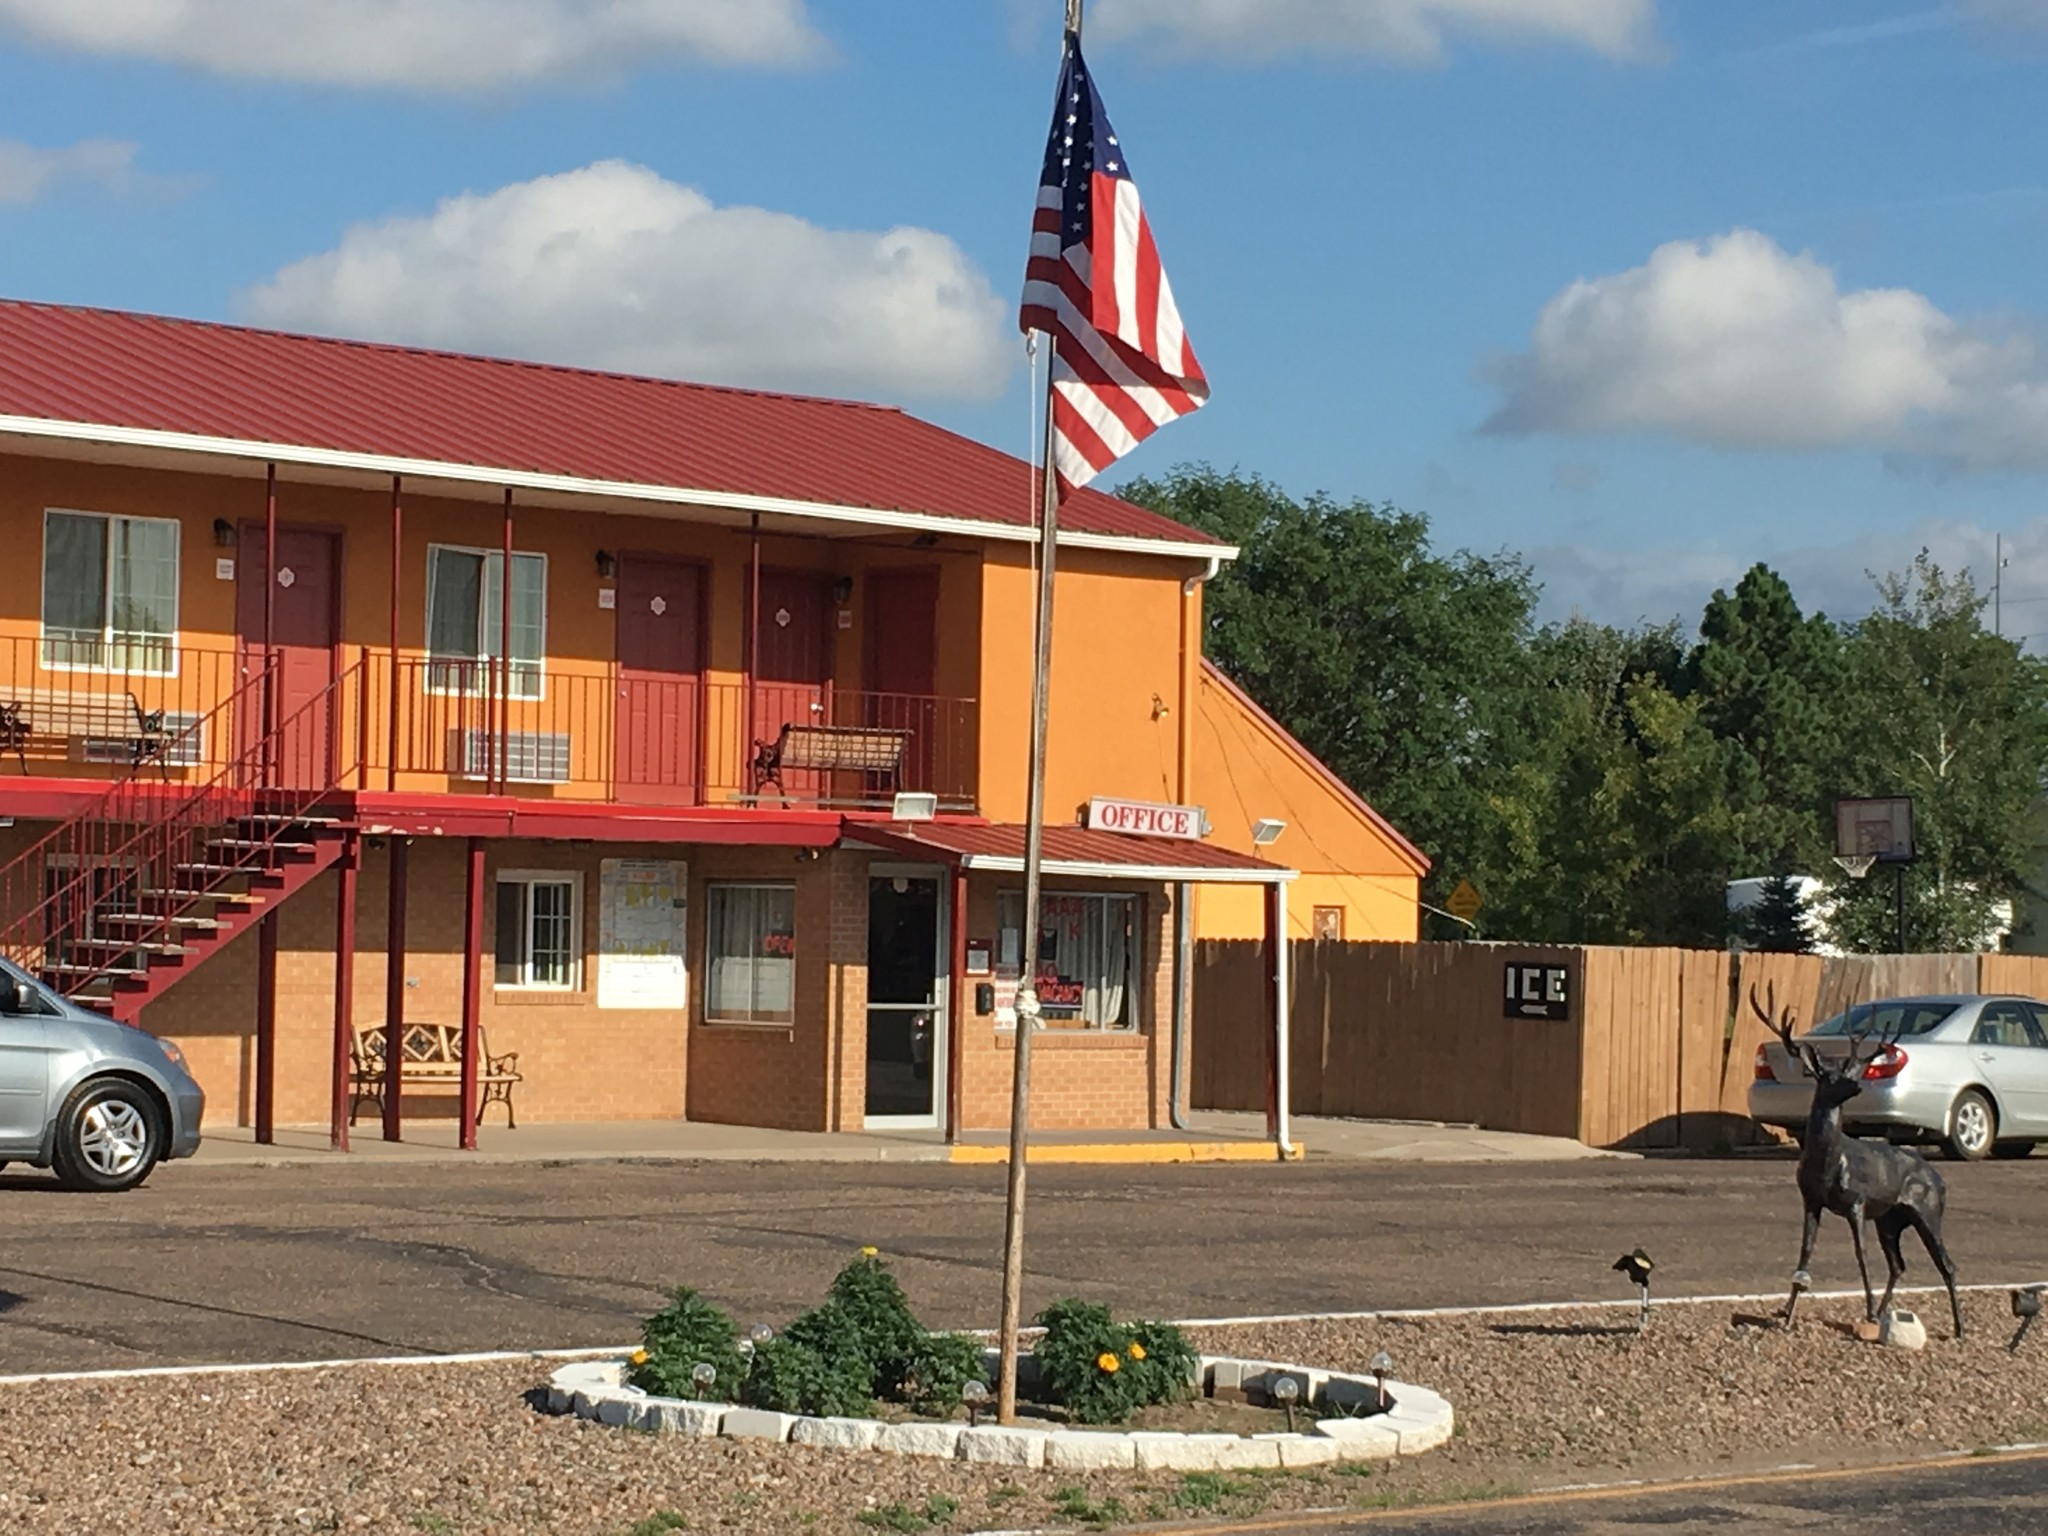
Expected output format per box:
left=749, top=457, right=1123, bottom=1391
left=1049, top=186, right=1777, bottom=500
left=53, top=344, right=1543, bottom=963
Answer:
left=1752, top=982, right=1964, bottom=1340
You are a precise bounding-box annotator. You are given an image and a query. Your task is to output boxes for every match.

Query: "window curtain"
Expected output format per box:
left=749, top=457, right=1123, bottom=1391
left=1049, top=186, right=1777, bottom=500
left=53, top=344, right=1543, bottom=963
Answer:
left=42, top=511, right=107, bottom=667
left=708, top=885, right=795, bottom=1022
left=1082, top=896, right=1132, bottom=1028
left=109, top=516, right=177, bottom=670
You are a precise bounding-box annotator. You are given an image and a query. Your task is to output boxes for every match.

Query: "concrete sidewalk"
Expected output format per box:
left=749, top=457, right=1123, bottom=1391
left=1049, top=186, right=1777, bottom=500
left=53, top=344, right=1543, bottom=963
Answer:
left=189, top=1110, right=1618, bottom=1168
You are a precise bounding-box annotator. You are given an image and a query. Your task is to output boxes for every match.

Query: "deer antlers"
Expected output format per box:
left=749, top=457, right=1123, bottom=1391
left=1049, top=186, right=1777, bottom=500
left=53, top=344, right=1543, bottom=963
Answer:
left=1750, top=981, right=1820, bottom=1079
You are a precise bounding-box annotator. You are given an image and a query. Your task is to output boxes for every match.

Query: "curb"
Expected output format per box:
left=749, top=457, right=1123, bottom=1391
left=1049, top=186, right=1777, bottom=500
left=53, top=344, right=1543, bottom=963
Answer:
left=948, top=1141, right=1304, bottom=1165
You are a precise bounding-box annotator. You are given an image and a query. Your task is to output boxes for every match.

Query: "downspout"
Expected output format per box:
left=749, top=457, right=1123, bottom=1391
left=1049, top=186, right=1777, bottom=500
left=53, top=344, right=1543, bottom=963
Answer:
left=1168, top=554, right=1222, bottom=1131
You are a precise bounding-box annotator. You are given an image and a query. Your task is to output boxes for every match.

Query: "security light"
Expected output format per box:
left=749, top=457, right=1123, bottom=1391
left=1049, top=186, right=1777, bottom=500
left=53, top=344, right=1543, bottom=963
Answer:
left=1251, top=818, right=1286, bottom=847
left=891, top=791, right=938, bottom=822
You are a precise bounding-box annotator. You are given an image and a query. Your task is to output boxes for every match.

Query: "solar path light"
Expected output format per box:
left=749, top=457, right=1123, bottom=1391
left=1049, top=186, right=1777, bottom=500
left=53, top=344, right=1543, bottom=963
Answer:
left=2012, top=1285, right=2046, bottom=1355
left=1368, top=1351, right=1393, bottom=1412
left=1271, top=1374, right=1300, bottom=1432
left=1613, top=1248, right=1654, bottom=1331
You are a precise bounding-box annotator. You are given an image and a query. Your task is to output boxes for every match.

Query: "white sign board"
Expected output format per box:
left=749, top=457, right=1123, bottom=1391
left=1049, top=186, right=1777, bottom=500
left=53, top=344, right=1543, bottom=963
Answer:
left=1084, top=796, right=1208, bottom=840
left=597, top=858, right=688, bottom=1010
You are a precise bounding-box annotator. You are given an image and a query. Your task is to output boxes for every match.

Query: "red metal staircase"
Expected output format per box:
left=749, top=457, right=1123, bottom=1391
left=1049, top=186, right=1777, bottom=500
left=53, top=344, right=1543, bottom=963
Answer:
left=0, top=657, right=367, bottom=1023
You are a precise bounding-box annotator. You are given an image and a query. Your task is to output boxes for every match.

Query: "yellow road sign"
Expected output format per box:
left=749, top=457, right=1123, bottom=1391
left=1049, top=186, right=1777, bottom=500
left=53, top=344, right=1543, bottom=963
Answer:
left=1446, top=879, right=1484, bottom=923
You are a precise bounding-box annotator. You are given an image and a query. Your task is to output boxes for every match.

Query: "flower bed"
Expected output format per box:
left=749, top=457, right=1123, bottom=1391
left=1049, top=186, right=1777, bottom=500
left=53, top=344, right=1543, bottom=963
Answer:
left=545, top=1251, right=1452, bottom=1472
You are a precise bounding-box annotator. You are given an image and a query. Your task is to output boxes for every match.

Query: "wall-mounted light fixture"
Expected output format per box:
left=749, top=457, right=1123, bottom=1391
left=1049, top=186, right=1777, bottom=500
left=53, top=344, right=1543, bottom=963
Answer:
left=1251, top=818, right=1287, bottom=847
left=1151, top=692, right=1171, bottom=720
left=891, top=791, right=938, bottom=822
left=831, top=576, right=853, bottom=605
left=212, top=518, right=236, bottom=548
left=595, top=549, right=617, bottom=579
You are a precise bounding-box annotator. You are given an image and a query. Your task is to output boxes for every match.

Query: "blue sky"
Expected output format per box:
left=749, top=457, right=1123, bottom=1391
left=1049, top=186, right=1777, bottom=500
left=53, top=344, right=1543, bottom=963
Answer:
left=3, top=1, right=2048, bottom=637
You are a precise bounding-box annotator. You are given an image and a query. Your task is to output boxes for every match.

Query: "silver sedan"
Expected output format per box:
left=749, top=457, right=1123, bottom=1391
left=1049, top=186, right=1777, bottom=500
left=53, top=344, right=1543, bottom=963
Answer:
left=1749, top=994, right=2048, bottom=1161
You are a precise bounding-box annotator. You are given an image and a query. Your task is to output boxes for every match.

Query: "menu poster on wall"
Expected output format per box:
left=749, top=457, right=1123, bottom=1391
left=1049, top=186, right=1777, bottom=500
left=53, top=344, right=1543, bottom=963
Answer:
left=597, top=859, right=688, bottom=1010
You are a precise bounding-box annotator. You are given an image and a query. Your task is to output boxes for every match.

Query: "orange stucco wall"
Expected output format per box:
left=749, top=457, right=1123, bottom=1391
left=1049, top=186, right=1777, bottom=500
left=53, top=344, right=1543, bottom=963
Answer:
left=1191, top=665, right=1425, bottom=942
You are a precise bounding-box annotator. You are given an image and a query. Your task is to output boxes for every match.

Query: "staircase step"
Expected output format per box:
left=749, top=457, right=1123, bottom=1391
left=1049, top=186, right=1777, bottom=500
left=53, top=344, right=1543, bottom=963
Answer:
left=93, top=912, right=226, bottom=929
left=240, top=812, right=347, bottom=827
left=172, top=862, right=260, bottom=876
left=70, top=939, right=191, bottom=956
left=41, top=961, right=146, bottom=979
left=204, top=838, right=317, bottom=853
left=138, top=888, right=264, bottom=906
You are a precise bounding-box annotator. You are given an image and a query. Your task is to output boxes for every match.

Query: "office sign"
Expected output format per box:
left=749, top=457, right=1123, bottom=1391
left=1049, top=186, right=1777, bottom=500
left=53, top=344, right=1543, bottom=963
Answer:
left=1504, top=962, right=1570, bottom=1021
left=1085, top=796, right=1208, bottom=840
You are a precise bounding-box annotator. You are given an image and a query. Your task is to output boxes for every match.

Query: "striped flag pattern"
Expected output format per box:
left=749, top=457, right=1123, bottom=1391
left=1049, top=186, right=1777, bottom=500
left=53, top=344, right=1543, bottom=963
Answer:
left=1020, top=30, right=1208, bottom=492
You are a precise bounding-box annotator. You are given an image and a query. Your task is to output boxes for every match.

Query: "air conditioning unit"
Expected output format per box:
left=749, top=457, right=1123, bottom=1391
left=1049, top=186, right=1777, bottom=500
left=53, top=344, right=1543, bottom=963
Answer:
left=456, top=730, right=571, bottom=784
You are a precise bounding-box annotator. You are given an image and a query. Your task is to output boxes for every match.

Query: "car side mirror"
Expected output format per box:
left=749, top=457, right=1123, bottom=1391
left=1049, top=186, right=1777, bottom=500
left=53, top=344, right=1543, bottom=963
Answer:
left=0, top=976, right=22, bottom=1014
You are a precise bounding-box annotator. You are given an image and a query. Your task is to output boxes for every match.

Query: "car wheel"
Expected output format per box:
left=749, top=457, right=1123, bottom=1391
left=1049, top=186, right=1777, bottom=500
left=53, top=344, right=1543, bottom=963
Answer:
left=1943, top=1089, right=1997, bottom=1162
left=1993, top=1140, right=2037, bottom=1160
left=51, top=1079, right=162, bottom=1192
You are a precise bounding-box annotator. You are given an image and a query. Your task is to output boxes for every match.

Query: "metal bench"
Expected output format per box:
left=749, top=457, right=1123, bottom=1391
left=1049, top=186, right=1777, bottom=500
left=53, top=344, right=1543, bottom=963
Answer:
left=349, top=1021, right=522, bottom=1129
left=0, top=691, right=170, bottom=777
left=751, top=721, right=910, bottom=799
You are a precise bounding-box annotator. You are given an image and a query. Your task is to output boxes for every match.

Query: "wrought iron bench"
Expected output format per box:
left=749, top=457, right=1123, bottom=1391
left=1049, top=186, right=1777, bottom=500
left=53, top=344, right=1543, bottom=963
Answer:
left=0, top=691, right=170, bottom=777
left=751, top=721, right=910, bottom=799
left=349, top=1021, right=522, bottom=1129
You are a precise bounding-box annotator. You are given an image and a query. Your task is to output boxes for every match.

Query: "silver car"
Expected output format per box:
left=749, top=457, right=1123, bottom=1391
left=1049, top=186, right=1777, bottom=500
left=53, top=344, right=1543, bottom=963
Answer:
left=0, top=957, right=204, bottom=1191
left=1749, top=993, right=2048, bottom=1161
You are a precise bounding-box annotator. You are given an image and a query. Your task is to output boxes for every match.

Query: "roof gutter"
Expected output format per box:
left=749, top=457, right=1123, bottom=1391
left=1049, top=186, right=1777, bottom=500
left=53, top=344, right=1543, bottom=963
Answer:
left=0, top=414, right=1239, bottom=565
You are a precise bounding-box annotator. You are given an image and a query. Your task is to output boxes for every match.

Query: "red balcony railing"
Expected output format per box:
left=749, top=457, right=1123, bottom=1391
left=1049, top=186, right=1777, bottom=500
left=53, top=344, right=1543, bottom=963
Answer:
left=0, top=639, right=252, bottom=780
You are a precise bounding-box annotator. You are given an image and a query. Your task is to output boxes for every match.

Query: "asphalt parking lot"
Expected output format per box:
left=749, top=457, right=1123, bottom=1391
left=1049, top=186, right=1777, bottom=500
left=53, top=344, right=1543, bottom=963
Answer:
left=4, top=1151, right=2047, bottom=1374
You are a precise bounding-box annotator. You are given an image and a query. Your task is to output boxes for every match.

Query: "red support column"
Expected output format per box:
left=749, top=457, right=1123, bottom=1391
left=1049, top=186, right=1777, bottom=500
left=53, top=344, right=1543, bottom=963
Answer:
left=744, top=512, right=760, bottom=780
left=387, top=476, right=402, bottom=792
left=330, top=833, right=359, bottom=1150
left=255, top=909, right=279, bottom=1145
left=383, top=837, right=408, bottom=1142
left=459, top=836, right=485, bottom=1150
left=946, top=863, right=968, bottom=1144
left=498, top=489, right=514, bottom=795
left=263, top=461, right=279, bottom=786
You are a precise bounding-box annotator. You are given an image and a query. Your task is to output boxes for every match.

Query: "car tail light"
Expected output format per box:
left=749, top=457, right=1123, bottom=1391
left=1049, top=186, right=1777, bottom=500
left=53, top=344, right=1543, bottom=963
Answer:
left=1863, top=1046, right=1909, bottom=1081
left=1754, top=1044, right=1774, bottom=1081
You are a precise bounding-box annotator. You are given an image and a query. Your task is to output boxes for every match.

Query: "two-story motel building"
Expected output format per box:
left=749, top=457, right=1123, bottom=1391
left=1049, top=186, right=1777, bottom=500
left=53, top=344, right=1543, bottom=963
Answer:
left=0, top=300, right=1426, bottom=1143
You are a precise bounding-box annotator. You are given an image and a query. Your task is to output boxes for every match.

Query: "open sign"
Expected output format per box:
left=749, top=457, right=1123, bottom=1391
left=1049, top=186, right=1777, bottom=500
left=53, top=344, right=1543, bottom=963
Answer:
left=1504, top=963, right=1570, bottom=1021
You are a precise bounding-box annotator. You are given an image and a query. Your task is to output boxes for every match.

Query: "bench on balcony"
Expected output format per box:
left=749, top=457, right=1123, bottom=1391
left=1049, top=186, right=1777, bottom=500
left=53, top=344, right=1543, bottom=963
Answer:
left=0, top=691, right=170, bottom=778
left=349, top=1022, right=522, bottom=1129
left=751, top=721, right=910, bottom=801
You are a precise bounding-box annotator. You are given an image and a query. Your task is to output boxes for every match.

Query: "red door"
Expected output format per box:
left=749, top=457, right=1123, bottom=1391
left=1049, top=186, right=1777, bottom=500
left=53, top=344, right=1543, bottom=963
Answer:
left=752, top=570, right=833, bottom=800
left=236, top=524, right=341, bottom=789
left=864, top=568, right=940, bottom=796
left=615, top=554, right=703, bottom=804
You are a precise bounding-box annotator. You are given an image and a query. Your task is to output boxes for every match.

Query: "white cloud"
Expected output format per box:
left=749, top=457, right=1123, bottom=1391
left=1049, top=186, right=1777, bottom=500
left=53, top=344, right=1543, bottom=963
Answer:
left=1089, top=0, right=1659, bottom=62
left=1964, top=0, right=2048, bottom=33
left=1485, top=229, right=2048, bottom=473
left=0, top=0, right=826, bottom=91
left=236, top=160, right=1013, bottom=404
left=1534, top=516, right=2048, bottom=646
left=0, top=137, right=148, bottom=205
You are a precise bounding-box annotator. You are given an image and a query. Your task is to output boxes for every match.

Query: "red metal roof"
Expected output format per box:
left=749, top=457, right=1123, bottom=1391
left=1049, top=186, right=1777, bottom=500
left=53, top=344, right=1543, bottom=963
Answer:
left=848, top=819, right=1289, bottom=879
left=0, top=299, right=1220, bottom=550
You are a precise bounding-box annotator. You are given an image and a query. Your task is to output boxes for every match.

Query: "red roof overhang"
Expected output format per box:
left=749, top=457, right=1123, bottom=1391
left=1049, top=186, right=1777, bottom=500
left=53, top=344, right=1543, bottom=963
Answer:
left=841, top=818, right=1296, bottom=883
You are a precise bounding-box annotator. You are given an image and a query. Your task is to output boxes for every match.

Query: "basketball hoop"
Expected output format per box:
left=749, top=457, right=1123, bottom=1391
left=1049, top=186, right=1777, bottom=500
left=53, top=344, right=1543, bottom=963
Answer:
left=1833, top=854, right=1876, bottom=881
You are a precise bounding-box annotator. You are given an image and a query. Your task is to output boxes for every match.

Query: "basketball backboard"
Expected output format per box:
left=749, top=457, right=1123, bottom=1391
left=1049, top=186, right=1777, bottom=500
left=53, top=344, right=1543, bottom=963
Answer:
left=1835, top=796, right=1915, bottom=863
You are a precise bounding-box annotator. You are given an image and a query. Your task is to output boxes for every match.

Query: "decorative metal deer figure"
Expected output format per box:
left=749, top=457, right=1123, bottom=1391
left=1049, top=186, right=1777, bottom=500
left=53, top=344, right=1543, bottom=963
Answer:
left=1753, top=983, right=1964, bottom=1340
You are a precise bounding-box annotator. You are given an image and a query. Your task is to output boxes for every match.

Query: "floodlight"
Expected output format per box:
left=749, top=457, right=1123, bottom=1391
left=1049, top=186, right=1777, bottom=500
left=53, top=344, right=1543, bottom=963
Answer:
left=891, top=791, right=938, bottom=822
left=1250, top=818, right=1286, bottom=847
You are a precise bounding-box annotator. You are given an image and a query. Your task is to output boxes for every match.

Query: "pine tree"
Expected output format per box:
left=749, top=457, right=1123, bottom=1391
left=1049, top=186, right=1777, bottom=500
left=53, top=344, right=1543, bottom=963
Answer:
left=1743, top=874, right=1814, bottom=953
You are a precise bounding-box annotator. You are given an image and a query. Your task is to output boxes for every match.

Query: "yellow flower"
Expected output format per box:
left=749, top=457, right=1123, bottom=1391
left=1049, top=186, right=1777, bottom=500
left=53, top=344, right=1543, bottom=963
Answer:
left=861, top=1246, right=879, bottom=1258
left=1127, top=1342, right=1146, bottom=1361
left=1096, top=1352, right=1120, bottom=1374
left=630, top=1348, right=649, bottom=1366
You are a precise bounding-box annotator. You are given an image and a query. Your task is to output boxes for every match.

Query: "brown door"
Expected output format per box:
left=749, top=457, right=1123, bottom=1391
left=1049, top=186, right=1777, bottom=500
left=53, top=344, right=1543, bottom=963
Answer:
left=864, top=568, right=940, bottom=796
left=751, top=570, right=833, bottom=800
left=614, top=554, right=703, bottom=803
left=236, top=524, right=341, bottom=789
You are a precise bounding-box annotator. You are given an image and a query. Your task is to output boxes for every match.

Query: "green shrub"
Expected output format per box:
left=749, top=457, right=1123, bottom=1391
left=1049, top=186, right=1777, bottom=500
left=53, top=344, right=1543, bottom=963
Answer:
left=830, top=1253, right=927, bottom=1384
left=894, top=1330, right=988, bottom=1417
left=629, top=1286, right=748, bottom=1402
left=741, top=1300, right=874, bottom=1418
left=1032, top=1298, right=1195, bottom=1425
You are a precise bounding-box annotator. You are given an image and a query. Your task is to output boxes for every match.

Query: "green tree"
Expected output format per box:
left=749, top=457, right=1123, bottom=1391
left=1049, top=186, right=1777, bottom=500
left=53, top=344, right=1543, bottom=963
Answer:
left=1741, top=874, right=1815, bottom=953
left=1829, top=554, right=2048, bottom=952
left=1682, top=564, right=1848, bottom=877
left=1118, top=466, right=1539, bottom=919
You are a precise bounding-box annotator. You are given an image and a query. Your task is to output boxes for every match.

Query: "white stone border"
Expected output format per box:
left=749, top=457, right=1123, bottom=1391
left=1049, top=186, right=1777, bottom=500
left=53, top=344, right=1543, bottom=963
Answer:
left=545, top=1351, right=1452, bottom=1472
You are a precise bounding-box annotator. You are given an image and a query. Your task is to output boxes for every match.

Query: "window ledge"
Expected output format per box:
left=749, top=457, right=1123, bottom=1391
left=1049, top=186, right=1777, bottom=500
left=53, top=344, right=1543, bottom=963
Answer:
left=699, top=1019, right=797, bottom=1034
left=994, top=1028, right=1145, bottom=1048
left=493, top=989, right=584, bottom=1007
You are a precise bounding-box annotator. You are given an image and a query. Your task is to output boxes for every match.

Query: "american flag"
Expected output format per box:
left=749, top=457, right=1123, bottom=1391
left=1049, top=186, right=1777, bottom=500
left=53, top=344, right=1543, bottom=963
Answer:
left=1020, top=31, right=1207, bottom=492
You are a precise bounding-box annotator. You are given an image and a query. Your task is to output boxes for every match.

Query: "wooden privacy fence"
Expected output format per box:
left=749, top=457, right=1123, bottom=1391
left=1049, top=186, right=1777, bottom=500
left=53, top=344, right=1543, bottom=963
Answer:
left=1190, top=941, right=2048, bottom=1150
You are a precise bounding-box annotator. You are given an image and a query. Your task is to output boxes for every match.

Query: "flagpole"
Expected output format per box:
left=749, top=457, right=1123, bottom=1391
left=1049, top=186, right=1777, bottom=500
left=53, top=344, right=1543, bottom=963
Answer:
left=996, top=0, right=1082, bottom=1430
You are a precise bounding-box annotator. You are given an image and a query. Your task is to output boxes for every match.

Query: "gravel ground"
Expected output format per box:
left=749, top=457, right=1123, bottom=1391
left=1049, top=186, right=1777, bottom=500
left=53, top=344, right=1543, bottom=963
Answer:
left=7, top=1292, right=2047, bottom=1535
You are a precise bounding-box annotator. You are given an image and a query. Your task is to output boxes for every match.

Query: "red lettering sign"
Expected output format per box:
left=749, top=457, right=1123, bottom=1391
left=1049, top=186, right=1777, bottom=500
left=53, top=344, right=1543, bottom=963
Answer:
left=1084, top=797, right=1207, bottom=841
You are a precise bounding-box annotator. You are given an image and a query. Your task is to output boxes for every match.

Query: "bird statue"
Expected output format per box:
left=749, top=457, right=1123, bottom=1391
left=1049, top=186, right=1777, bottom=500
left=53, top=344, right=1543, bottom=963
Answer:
left=1613, top=1249, right=1654, bottom=1331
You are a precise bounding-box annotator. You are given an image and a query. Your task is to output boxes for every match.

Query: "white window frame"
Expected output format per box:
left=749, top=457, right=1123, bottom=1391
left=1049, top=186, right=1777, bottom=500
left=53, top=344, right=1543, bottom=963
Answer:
left=424, top=543, right=548, bottom=701
left=995, top=888, right=1143, bottom=1033
left=703, top=880, right=798, bottom=1026
left=39, top=507, right=181, bottom=676
left=494, top=869, right=582, bottom=991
